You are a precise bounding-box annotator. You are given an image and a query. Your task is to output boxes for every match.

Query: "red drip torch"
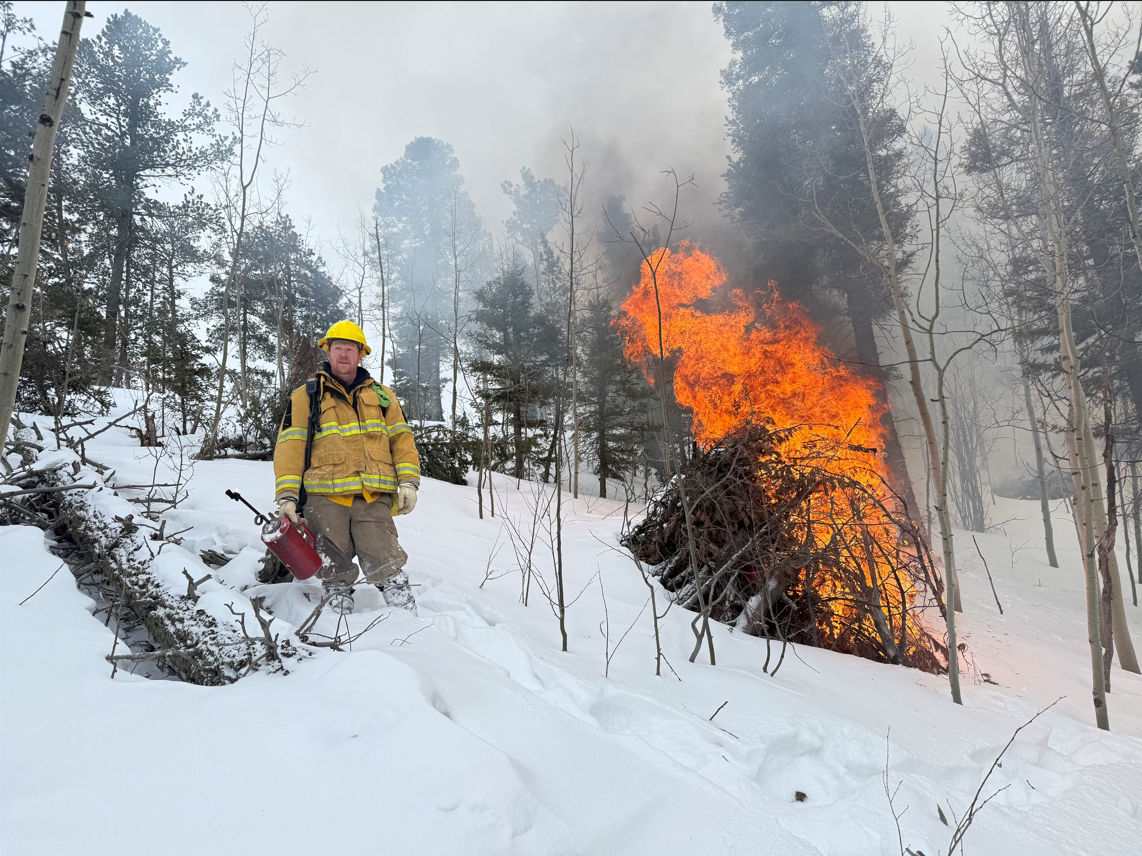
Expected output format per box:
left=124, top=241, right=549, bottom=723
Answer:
left=226, top=489, right=322, bottom=580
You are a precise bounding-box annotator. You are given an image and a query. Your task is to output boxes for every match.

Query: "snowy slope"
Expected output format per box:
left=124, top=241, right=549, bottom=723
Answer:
left=2, top=400, right=1140, bottom=856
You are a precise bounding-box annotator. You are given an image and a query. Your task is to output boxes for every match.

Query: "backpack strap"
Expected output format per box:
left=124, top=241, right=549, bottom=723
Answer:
left=371, top=382, right=391, bottom=415
left=300, top=377, right=320, bottom=507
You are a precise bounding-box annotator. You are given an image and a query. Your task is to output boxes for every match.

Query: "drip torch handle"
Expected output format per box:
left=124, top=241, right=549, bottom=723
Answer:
left=225, top=489, right=271, bottom=526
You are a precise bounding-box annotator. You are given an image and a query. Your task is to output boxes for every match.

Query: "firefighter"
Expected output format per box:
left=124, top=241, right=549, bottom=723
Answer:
left=271, top=320, right=420, bottom=615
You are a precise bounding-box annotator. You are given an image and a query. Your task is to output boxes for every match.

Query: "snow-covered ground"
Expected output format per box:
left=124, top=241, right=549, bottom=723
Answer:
left=2, top=397, right=1140, bottom=856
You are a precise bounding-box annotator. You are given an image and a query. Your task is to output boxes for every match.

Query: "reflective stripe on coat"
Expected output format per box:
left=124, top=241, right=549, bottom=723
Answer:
left=273, top=370, right=420, bottom=502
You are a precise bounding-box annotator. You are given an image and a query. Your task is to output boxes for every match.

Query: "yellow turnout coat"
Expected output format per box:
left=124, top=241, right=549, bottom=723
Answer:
left=273, top=367, right=420, bottom=503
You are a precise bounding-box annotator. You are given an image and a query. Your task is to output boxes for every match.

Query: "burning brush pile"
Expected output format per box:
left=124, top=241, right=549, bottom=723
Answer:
left=619, top=243, right=945, bottom=671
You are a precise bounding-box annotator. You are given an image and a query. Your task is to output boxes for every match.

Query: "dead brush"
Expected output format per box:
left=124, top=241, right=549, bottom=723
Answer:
left=622, top=420, right=946, bottom=672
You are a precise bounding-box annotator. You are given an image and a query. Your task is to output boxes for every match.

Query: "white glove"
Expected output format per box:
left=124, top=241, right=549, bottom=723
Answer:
left=277, top=498, right=300, bottom=525
left=397, top=483, right=418, bottom=515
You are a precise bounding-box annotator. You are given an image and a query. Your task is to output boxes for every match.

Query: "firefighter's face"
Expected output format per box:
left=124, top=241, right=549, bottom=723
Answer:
left=328, top=340, right=362, bottom=380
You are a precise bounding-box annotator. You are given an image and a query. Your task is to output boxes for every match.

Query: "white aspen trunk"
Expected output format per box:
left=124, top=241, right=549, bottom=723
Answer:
left=1037, top=114, right=1110, bottom=723
left=572, top=318, right=579, bottom=499
left=275, top=281, right=285, bottom=394
left=203, top=14, right=278, bottom=457
left=1118, top=462, right=1138, bottom=609
left=1061, top=339, right=1109, bottom=728
left=373, top=219, right=387, bottom=386
left=357, top=233, right=365, bottom=329
left=0, top=1, right=87, bottom=447
left=451, top=212, right=460, bottom=432
left=1024, top=376, right=1059, bottom=567
left=1080, top=398, right=1140, bottom=672
left=238, top=290, right=247, bottom=410
left=1011, top=3, right=1110, bottom=725
left=824, top=42, right=961, bottom=701
left=567, top=188, right=577, bottom=500
left=1132, top=462, right=1142, bottom=607
left=203, top=206, right=245, bottom=457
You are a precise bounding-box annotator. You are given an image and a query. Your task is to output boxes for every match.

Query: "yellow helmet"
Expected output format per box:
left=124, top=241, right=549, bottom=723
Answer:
left=319, top=320, right=371, bottom=356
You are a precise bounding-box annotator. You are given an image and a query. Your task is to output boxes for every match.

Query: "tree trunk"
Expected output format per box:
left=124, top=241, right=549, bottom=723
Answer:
left=829, top=56, right=962, bottom=704
left=1118, top=464, right=1137, bottom=609
left=848, top=289, right=922, bottom=528
left=451, top=245, right=460, bottom=432
left=373, top=219, right=387, bottom=386
left=1024, top=376, right=1059, bottom=567
left=598, top=432, right=609, bottom=500
left=1080, top=401, right=1140, bottom=672
left=572, top=333, right=579, bottom=499
left=0, top=1, right=87, bottom=448
left=512, top=398, right=524, bottom=480
left=553, top=392, right=568, bottom=652
left=1132, top=462, right=1142, bottom=607
left=1097, top=402, right=1117, bottom=689
left=238, top=292, right=248, bottom=411
left=104, top=209, right=130, bottom=382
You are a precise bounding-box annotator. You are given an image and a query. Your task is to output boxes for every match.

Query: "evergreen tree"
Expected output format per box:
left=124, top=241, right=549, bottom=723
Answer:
left=502, top=167, right=561, bottom=299
left=1, top=15, right=107, bottom=422
left=374, top=137, right=487, bottom=422
left=141, top=194, right=215, bottom=434
left=470, top=265, right=561, bottom=478
left=74, top=10, right=226, bottom=382
left=579, top=295, right=647, bottom=498
left=197, top=207, right=345, bottom=451
left=714, top=0, right=918, bottom=509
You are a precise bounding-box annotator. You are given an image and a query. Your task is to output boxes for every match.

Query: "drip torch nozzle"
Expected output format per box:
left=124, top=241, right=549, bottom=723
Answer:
left=225, top=489, right=271, bottom=525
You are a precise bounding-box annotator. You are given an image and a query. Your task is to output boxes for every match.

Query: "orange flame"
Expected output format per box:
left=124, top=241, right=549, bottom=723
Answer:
left=620, top=242, right=930, bottom=662
left=618, top=241, right=885, bottom=458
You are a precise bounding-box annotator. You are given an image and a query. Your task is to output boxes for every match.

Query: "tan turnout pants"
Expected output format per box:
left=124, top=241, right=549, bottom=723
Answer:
left=303, top=494, right=407, bottom=586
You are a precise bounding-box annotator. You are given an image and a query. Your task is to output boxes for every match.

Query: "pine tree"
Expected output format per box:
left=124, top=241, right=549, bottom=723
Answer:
left=374, top=137, right=488, bottom=422
left=74, top=10, right=225, bottom=382
left=579, top=295, right=647, bottom=498
left=713, top=0, right=919, bottom=517
left=470, top=265, right=561, bottom=478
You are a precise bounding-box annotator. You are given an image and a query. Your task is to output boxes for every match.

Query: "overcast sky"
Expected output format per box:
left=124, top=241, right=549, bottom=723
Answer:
left=16, top=1, right=955, bottom=257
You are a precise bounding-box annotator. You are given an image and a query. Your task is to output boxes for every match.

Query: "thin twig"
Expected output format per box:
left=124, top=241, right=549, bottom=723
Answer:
left=972, top=535, right=1004, bottom=615
left=18, top=562, right=65, bottom=605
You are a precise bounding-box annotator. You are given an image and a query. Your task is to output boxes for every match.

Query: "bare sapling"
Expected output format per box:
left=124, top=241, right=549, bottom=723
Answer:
left=954, top=1, right=1113, bottom=725
left=971, top=535, right=1003, bottom=615
left=502, top=478, right=556, bottom=606
left=818, top=20, right=972, bottom=701
left=551, top=129, right=592, bottom=651
left=598, top=570, right=651, bottom=678
left=201, top=3, right=309, bottom=459
left=605, top=170, right=715, bottom=665
left=632, top=555, right=675, bottom=679
left=882, top=700, right=1060, bottom=856
left=557, top=129, right=592, bottom=499
left=372, top=217, right=389, bottom=384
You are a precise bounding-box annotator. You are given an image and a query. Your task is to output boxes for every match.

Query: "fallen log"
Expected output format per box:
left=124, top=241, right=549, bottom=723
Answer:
left=46, top=468, right=279, bottom=685
left=0, top=482, right=95, bottom=499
